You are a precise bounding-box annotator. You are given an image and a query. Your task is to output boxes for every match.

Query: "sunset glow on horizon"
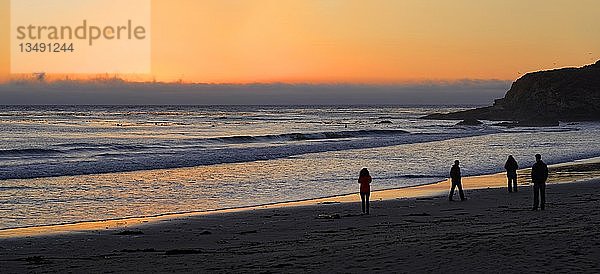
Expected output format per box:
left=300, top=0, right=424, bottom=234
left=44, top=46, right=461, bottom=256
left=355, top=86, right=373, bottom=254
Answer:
left=1, top=0, right=600, bottom=83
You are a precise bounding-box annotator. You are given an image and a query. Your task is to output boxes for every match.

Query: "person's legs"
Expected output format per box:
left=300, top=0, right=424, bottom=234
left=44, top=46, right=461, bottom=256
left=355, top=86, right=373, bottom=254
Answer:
left=540, top=183, right=546, bottom=210
left=507, top=176, right=513, bottom=192
left=533, top=183, right=540, bottom=210
left=360, top=193, right=366, bottom=213
left=513, top=177, right=518, bottom=192
left=365, top=193, right=370, bottom=215
left=457, top=181, right=465, bottom=201
left=449, top=182, right=456, bottom=201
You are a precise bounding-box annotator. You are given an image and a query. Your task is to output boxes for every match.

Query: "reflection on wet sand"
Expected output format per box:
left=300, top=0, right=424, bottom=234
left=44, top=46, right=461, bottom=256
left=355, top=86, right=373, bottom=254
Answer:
left=2, top=158, right=598, bottom=238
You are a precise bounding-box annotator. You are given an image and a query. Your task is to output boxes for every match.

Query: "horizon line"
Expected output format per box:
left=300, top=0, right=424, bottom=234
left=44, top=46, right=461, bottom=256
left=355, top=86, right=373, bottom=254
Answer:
left=1, top=77, right=512, bottom=86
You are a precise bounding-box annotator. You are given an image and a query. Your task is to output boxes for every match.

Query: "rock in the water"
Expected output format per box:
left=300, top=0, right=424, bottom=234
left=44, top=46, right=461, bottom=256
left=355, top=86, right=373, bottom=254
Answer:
left=422, top=60, right=600, bottom=122
left=456, top=119, right=483, bottom=126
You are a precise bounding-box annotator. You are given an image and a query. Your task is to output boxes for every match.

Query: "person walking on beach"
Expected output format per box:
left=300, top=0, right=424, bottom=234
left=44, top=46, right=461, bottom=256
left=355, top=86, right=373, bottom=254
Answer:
left=358, top=168, right=372, bottom=215
left=505, top=155, right=519, bottom=192
left=531, top=154, right=549, bottom=210
left=449, top=160, right=466, bottom=201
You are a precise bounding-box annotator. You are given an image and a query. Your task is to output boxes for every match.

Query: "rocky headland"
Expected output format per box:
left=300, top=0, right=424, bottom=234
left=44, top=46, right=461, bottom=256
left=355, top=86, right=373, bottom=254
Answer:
left=423, top=60, right=600, bottom=125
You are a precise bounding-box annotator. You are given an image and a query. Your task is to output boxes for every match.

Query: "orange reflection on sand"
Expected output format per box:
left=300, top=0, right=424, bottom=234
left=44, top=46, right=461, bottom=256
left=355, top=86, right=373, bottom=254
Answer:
left=0, top=172, right=527, bottom=238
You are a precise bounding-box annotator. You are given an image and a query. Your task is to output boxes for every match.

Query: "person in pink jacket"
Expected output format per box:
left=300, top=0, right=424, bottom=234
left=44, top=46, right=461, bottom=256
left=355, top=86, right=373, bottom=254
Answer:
left=358, top=168, right=372, bottom=215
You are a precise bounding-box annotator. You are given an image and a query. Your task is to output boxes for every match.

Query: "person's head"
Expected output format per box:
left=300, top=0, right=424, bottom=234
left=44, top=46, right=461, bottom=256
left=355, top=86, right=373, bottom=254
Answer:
left=360, top=168, right=370, bottom=177
left=535, top=154, right=542, bottom=161
left=508, top=155, right=514, bottom=160
left=454, top=160, right=459, bottom=166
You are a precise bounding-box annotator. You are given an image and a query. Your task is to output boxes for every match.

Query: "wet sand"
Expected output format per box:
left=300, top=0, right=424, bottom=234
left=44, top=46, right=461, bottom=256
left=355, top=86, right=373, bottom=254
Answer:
left=1, top=160, right=600, bottom=272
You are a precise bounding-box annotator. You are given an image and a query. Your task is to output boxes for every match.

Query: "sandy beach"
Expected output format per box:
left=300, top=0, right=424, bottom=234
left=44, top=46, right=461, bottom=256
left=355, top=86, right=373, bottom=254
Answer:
left=1, top=159, right=600, bottom=273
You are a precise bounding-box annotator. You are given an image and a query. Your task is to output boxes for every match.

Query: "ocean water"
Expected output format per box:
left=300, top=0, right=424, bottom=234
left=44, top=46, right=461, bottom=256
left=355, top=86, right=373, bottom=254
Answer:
left=1, top=105, right=600, bottom=229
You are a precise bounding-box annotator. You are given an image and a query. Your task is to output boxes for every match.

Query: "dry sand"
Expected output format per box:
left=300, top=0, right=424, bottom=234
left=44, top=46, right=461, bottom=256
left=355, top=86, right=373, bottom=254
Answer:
left=1, top=162, right=600, bottom=273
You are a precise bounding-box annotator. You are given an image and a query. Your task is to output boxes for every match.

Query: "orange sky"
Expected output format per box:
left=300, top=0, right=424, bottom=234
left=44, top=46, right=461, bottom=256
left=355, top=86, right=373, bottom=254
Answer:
left=2, top=0, right=600, bottom=83
left=0, top=0, right=8, bottom=83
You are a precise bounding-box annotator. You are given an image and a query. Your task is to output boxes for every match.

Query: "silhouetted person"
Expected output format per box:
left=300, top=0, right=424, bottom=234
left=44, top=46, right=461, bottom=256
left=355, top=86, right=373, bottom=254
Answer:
left=358, top=168, right=372, bottom=214
left=504, top=155, right=519, bottom=192
left=449, top=160, right=466, bottom=201
left=531, top=154, right=549, bottom=210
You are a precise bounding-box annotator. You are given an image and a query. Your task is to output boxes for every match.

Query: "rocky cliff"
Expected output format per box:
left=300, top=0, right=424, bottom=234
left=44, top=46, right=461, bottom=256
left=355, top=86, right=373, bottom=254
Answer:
left=423, top=60, right=600, bottom=122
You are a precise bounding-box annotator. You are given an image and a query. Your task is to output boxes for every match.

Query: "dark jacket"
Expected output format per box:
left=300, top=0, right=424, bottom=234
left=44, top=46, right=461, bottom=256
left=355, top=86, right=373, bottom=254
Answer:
left=531, top=160, right=549, bottom=183
left=504, top=158, right=518, bottom=177
left=450, top=165, right=461, bottom=181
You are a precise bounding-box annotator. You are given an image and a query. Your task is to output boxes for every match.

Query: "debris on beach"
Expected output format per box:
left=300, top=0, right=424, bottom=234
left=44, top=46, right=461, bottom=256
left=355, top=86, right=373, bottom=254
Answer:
left=316, top=213, right=341, bottom=219
left=113, top=230, right=144, bottom=236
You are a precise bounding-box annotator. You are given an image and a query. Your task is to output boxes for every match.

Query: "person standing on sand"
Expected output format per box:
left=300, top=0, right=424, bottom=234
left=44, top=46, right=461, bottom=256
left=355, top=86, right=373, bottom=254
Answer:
left=358, top=168, right=372, bottom=215
left=531, top=154, right=549, bottom=210
left=505, top=155, right=519, bottom=192
left=449, top=160, right=466, bottom=201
